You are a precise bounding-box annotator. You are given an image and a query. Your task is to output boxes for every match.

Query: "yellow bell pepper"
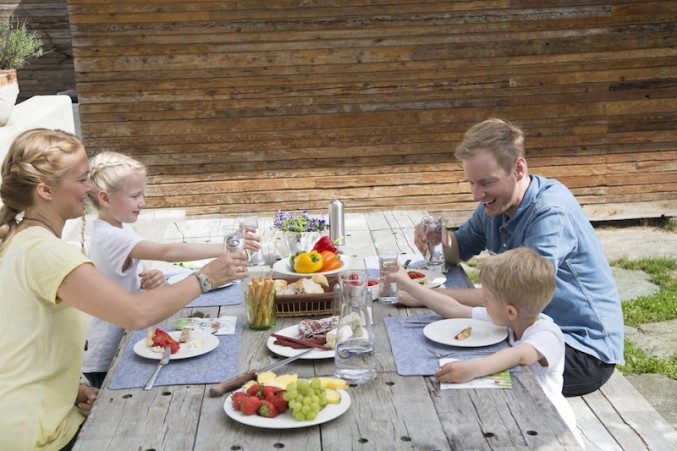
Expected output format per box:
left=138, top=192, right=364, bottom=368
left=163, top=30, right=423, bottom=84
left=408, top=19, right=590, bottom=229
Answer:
left=293, top=250, right=323, bottom=273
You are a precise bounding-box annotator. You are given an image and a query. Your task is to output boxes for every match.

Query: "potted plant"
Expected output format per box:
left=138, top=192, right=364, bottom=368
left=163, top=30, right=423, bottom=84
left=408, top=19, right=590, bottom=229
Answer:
left=273, top=210, right=329, bottom=256
left=0, top=16, right=45, bottom=126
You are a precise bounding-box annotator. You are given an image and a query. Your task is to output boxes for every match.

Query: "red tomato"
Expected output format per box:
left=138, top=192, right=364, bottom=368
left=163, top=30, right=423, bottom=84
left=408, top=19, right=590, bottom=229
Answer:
left=367, top=278, right=379, bottom=286
left=407, top=271, right=426, bottom=280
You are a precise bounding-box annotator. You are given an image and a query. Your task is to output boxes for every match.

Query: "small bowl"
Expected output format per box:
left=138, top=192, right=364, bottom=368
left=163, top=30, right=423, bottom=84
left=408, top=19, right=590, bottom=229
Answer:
left=367, top=278, right=380, bottom=301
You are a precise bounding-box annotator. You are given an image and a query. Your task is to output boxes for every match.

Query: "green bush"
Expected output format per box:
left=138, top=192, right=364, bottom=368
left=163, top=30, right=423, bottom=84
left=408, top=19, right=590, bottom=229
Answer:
left=0, top=16, right=44, bottom=70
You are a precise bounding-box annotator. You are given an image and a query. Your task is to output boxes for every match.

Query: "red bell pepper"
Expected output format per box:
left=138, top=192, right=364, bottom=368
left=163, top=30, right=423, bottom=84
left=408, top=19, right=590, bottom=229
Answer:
left=312, top=235, right=338, bottom=254
left=152, top=328, right=181, bottom=354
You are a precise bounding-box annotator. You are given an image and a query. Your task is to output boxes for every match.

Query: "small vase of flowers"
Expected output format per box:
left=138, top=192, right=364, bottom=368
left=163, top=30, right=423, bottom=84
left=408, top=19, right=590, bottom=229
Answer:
left=273, top=210, right=329, bottom=257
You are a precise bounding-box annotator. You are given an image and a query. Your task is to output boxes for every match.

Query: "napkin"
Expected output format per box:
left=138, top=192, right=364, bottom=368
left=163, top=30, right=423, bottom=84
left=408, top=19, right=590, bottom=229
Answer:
left=108, top=323, right=243, bottom=389
left=383, top=315, right=511, bottom=376
left=438, top=358, right=512, bottom=389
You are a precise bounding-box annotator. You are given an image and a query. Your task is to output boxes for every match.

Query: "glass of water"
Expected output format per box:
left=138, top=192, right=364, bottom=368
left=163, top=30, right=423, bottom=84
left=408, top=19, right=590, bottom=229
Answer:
left=423, top=217, right=445, bottom=273
left=239, top=216, right=265, bottom=266
left=378, top=248, right=399, bottom=304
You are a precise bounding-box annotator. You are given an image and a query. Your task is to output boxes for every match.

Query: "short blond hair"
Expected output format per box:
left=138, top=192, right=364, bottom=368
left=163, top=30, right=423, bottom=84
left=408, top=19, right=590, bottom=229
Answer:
left=455, top=118, right=525, bottom=173
left=88, top=151, right=146, bottom=210
left=478, top=247, right=555, bottom=315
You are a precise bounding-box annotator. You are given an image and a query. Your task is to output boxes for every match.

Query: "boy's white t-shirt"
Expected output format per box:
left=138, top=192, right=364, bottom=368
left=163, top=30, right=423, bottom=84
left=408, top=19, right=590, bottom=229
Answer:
left=472, top=307, right=582, bottom=446
left=81, top=219, right=143, bottom=373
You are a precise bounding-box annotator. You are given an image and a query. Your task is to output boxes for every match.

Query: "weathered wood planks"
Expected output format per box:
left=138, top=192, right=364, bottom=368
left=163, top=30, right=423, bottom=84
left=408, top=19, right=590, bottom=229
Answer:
left=17, top=1, right=677, bottom=223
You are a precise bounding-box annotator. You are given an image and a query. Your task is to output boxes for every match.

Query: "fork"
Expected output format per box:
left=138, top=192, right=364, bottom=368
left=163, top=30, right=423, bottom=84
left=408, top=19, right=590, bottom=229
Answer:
left=144, top=346, right=171, bottom=390
left=427, top=349, right=457, bottom=359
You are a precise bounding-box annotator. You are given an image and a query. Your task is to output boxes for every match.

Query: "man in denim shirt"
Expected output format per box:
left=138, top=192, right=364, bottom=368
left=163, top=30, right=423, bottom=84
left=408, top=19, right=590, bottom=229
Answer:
left=411, top=118, right=623, bottom=396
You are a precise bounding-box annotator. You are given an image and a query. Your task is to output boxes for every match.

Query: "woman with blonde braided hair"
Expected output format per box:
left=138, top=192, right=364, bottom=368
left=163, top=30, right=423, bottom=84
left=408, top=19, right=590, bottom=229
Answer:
left=82, top=151, right=260, bottom=388
left=0, top=129, right=249, bottom=450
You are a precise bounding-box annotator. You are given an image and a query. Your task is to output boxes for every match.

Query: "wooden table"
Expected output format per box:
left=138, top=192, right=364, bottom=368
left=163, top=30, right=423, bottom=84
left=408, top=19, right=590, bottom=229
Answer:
left=73, top=211, right=579, bottom=450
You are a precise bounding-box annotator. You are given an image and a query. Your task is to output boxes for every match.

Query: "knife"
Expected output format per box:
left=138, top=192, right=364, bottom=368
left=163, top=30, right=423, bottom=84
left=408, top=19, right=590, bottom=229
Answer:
left=208, top=348, right=313, bottom=397
left=144, top=346, right=171, bottom=390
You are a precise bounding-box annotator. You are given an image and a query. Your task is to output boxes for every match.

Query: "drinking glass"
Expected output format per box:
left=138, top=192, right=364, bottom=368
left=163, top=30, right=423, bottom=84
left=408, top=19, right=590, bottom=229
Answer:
left=223, top=226, right=244, bottom=254
left=423, top=217, right=445, bottom=273
left=378, top=248, right=399, bottom=304
left=239, top=215, right=265, bottom=266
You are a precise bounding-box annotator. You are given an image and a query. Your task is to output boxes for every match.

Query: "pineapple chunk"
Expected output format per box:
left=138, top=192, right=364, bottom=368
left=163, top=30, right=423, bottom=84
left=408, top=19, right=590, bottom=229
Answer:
left=256, top=371, right=277, bottom=385
left=325, top=388, right=341, bottom=404
left=271, top=373, right=298, bottom=390
left=242, top=380, right=256, bottom=391
left=318, top=376, right=348, bottom=390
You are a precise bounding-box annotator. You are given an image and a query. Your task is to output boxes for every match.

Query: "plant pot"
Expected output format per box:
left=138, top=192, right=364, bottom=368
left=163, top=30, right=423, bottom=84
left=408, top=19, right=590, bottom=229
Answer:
left=276, top=231, right=324, bottom=257
left=0, top=69, right=19, bottom=126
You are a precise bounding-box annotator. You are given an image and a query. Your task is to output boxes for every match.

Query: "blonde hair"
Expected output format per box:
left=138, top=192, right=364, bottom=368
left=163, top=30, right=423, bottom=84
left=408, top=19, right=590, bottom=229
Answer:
left=87, top=151, right=146, bottom=210
left=455, top=118, right=525, bottom=173
left=478, top=247, right=555, bottom=315
left=0, top=128, right=83, bottom=250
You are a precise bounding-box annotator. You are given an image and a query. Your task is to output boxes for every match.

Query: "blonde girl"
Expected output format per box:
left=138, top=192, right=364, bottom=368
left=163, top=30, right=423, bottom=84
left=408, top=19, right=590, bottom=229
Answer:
left=82, top=151, right=258, bottom=387
left=0, top=129, right=247, bottom=450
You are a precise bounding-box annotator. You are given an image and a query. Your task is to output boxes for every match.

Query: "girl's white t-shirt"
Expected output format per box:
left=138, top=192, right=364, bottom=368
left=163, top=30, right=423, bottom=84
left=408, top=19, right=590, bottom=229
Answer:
left=81, top=219, right=143, bottom=373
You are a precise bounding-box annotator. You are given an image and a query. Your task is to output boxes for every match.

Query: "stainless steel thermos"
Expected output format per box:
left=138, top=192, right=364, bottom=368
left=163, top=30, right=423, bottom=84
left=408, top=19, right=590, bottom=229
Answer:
left=328, top=199, right=345, bottom=248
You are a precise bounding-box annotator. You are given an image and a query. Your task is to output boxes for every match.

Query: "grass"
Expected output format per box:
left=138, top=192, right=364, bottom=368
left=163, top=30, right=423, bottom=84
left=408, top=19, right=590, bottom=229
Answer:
left=613, top=256, right=677, bottom=379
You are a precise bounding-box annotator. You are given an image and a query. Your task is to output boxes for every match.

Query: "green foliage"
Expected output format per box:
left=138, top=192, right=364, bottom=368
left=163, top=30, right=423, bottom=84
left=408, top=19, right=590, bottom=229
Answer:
left=612, top=256, right=677, bottom=380
left=0, top=16, right=44, bottom=70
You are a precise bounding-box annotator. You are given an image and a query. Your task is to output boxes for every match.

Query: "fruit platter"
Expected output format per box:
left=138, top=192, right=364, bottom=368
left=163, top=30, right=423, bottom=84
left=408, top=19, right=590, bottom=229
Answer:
left=223, top=372, right=351, bottom=429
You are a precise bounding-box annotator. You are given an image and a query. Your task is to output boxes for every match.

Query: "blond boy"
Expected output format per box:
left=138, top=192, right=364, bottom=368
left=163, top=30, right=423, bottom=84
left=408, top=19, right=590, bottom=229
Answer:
left=389, top=247, right=581, bottom=445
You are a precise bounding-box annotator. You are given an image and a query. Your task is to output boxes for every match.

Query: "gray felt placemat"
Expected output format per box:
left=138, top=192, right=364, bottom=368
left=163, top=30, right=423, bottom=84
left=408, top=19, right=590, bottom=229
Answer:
left=383, top=315, right=511, bottom=376
left=108, top=323, right=243, bottom=389
left=186, top=282, right=243, bottom=308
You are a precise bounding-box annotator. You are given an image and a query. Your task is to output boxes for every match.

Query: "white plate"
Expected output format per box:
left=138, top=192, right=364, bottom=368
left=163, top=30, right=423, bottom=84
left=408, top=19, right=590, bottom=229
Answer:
left=406, top=269, right=446, bottom=289
left=167, top=272, right=234, bottom=290
left=224, top=389, right=351, bottom=429
left=133, top=330, right=220, bottom=360
left=423, top=318, right=508, bottom=348
left=272, top=255, right=351, bottom=276
left=266, top=325, right=335, bottom=359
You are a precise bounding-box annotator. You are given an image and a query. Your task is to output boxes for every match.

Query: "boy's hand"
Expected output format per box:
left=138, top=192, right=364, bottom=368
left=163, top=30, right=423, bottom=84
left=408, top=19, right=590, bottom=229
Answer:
left=139, top=269, right=165, bottom=290
left=435, top=360, right=479, bottom=384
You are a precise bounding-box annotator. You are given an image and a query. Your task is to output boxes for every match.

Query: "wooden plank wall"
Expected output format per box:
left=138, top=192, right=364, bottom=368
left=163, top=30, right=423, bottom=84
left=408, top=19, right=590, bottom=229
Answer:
left=0, top=1, right=76, bottom=101
left=65, top=0, right=676, bottom=225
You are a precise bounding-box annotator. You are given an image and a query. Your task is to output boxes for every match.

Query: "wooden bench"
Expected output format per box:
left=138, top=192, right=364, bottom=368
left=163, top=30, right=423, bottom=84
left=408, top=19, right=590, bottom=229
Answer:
left=569, top=370, right=676, bottom=450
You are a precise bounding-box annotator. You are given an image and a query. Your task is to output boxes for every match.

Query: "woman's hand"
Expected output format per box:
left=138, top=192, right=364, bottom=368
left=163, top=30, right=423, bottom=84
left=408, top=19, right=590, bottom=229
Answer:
left=201, top=252, right=249, bottom=287
left=76, top=383, right=99, bottom=417
left=139, top=269, right=165, bottom=290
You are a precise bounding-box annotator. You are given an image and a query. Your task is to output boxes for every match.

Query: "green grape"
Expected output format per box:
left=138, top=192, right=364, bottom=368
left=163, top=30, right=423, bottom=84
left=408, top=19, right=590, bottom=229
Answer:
left=293, top=410, right=305, bottom=421
left=310, top=378, right=322, bottom=390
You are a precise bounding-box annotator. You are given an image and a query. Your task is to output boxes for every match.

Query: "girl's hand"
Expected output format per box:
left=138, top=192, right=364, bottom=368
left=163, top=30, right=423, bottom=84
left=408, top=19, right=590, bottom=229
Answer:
left=76, top=383, right=99, bottom=417
left=241, top=226, right=262, bottom=252
left=139, top=269, right=165, bottom=290
left=383, top=263, right=415, bottom=286
left=435, top=360, right=479, bottom=384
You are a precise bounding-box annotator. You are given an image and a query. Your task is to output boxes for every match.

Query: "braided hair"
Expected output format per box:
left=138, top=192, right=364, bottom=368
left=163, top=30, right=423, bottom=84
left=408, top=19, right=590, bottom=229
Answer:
left=0, top=128, right=82, bottom=252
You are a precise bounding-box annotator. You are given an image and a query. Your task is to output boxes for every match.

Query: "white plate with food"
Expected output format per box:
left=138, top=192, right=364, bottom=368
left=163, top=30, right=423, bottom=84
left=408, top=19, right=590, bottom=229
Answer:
left=133, top=330, right=219, bottom=360
left=423, top=318, right=508, bottom=347
left=406, top=269, right=446, bottom=289
left=272, top=255, right=351, bottom=277
left=167, top=272, right=234, bottom=290
left=224, top=389, right=351, bottom=429
left=266, top=325, right=335, bottom=359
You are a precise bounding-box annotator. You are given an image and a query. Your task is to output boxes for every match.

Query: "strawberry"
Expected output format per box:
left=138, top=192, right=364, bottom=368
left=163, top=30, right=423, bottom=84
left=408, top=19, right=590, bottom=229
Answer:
left=246, top=383, right=261, bottom=398
left=240, top=395, right=262, bottom=416
left=257, top=400, right=279, bottom=418
left=262, top=385, right=282, bottom=403
left=231, top=391, right=248, bottom=411
left=272, top=392, right=288, bottom=413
